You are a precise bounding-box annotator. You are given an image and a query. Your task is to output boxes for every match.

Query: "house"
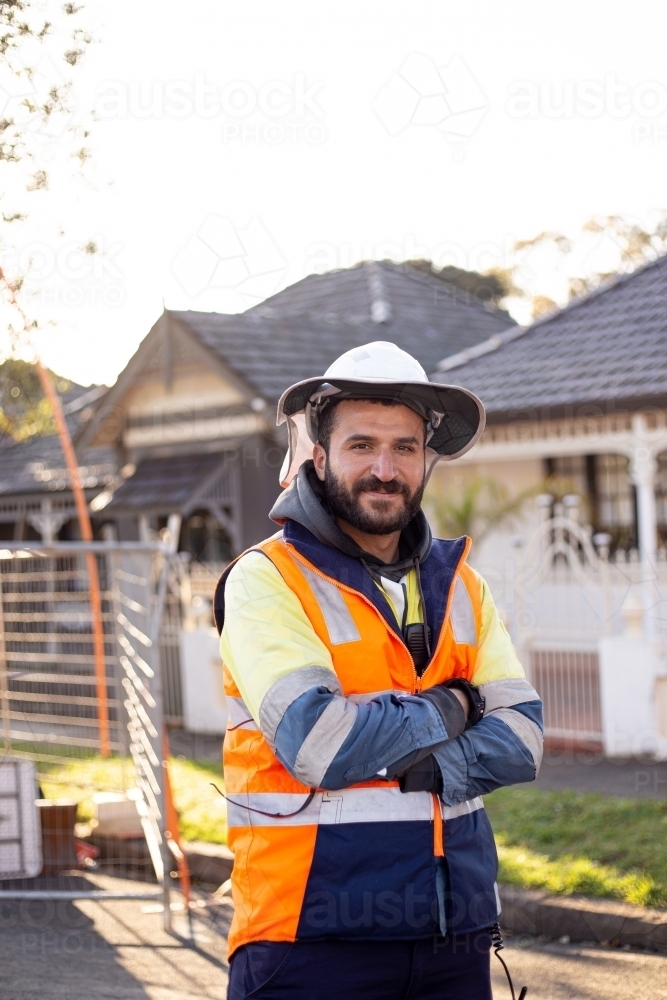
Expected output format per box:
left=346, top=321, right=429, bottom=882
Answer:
left=73, top=260, right=516, bottom=561
left=429, top=253, right=667, bottom=753
left=430, top=252, right=667, bottom=577
left=0, top=384, right=114, bottom=544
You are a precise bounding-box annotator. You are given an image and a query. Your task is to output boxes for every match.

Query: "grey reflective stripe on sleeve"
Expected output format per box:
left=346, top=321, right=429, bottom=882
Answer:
left=449, top=577, right=477, bottom=646
left=490, top=706, right=543, bottom=771
left=226, top=695, right=259, bottom=731
left=479, top=678, right=540, bottom=713
left=299, top=566, right=361, bottom=645
left=258, top=665, right=342, bottom=747
left=293, top=697, right=359, bottom=786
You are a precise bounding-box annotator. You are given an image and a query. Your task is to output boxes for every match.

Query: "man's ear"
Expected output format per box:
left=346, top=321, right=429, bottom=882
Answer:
left=312, top=443, right=327, bottom=481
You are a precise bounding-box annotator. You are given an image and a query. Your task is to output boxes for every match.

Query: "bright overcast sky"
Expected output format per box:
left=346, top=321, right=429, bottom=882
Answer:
left=8, top=0, right=667, bottom=386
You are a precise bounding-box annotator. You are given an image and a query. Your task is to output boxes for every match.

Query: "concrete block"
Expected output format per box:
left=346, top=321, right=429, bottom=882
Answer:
left=180, top=628, right=229, bottom=734
left=182, top=840, right=233, bottom=886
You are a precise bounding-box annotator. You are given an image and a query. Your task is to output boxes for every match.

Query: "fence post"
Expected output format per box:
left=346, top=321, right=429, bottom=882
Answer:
left=149, top=551, right=174, bottom=933
left=0, top=562, right=10, bottom=753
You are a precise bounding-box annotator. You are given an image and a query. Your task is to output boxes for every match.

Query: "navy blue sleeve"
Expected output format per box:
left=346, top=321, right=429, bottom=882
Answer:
left=273, top=687, right=452, bottom=790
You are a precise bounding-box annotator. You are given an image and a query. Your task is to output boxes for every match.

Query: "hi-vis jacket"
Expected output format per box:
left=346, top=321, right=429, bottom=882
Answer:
left=216, top=519, right=543, bottom=958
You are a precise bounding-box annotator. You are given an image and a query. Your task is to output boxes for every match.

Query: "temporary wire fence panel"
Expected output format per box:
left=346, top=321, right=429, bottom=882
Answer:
left=160, top=585, right=184, bottom=725
left=0, top=541, right=174, bottom=907
left=0, top=548, right=124, bottom=758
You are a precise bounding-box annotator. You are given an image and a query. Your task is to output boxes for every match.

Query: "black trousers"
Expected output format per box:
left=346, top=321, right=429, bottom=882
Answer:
left=228, top=932, right=493, bottom=1000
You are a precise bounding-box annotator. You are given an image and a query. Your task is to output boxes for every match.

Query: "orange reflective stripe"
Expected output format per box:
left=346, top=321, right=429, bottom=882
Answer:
left=432, top=793, right=445, bottom=857
left=418, top=536, right=473, bottom=689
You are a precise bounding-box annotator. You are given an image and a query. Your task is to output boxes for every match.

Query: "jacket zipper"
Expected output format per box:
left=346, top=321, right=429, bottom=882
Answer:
left=286, top=542, right=452, bottom=864
left=285, top=537, right=471, bottom=694
left=285, top=542, right=421, bottom=687
left=415, top=536, right=472, bottom=692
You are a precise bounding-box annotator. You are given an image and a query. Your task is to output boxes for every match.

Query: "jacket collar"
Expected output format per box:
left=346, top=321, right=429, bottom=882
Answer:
left=270, top=461, right=432, bottom=581
left=283, top=519, right=467, bottom=653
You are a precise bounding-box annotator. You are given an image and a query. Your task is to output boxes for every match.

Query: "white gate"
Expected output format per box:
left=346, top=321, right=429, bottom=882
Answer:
left=510, top=498, right=667, bottom=748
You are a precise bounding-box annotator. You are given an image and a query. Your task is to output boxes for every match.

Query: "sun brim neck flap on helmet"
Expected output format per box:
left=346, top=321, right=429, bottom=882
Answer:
left=276, top=374, right=485, bottom=488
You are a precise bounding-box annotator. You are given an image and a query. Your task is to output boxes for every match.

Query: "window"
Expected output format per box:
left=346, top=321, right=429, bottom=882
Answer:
left=656, top=452, right=667, bottom=546
left=544, top=454, right=595, bottom=524
left=178, top=509, right=233, bottom=564
left=545, top=454, right=637, bottom=551
left=595, top=454, right=634, bottom=529
left=545, top=454, right=589, bottom=496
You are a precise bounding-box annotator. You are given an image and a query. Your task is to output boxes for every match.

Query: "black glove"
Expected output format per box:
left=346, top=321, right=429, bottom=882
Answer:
left=397, top=680, right=486, bottom=795
left=420, top=684, right=467, bottom=740
left=398, top=754, right=443, bottom=793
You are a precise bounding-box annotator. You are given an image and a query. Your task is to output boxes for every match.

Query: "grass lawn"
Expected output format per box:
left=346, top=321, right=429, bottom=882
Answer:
left=485, top=785, right=667, bottom=908
left=37, top=757, right=667, bottom=908
left=38, top=754, right=229, bottom=845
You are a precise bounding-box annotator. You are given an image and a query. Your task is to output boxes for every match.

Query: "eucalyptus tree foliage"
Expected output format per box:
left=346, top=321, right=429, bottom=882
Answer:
left=486, top=212, right=667, bottom=321
left=0, top=1, right=92, bottom=439
left=0, top=0, right=93, bottom=215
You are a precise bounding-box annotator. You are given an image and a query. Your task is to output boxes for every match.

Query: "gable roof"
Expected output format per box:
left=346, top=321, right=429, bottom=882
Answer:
left=433, top=253, right=667, bottom=418
left=172, top=260, right=515, bottom=404
left=105, top=452, right=225, bottom=515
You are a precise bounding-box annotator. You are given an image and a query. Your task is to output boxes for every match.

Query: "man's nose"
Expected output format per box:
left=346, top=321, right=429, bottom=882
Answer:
left=370, top=449, right=398, bottom=481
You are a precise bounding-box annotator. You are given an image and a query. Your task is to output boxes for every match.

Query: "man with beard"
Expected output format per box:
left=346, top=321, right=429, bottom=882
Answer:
left=214, top=342, right=542, bottom=1000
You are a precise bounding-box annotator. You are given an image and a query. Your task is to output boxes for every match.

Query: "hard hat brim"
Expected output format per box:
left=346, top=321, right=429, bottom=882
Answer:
left=277, top=376, right=485, bottom=459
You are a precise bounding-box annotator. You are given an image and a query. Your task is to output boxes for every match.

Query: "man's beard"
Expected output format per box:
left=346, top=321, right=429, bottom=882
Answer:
left=324, top=467, right=424, bottom=535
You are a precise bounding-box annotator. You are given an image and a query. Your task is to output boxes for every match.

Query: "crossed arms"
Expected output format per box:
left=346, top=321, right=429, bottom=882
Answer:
left=221, top=551, right=543, bottom=803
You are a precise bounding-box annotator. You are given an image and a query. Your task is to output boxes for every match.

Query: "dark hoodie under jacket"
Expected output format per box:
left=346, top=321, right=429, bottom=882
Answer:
left=269, top=460, right=432, bottom=584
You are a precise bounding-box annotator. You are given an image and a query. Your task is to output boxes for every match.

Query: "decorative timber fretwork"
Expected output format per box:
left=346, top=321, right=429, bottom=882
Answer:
left=468, top=410, right=667, bottom=464
left=184, top=456, right=243, bottom=553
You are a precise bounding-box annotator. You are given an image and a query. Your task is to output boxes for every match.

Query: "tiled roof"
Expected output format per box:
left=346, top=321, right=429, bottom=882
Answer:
left=0, top=434, right=116, bottom=497
left=0, top=385, right=115, bottom=498
left=173, top=261, right=515, bottom=403
left=433, top=253, right=667, bottom=416
left=106, top=453, right=223, bottom=514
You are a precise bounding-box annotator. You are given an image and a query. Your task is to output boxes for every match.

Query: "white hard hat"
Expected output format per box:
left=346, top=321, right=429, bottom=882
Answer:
left=277, top=341, right=485, bottom=487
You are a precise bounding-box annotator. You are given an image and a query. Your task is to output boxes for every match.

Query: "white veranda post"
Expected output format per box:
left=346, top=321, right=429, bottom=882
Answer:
left=630, top=414, right=659, bottom=570
left=629, top=414, right=660, bottom=637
